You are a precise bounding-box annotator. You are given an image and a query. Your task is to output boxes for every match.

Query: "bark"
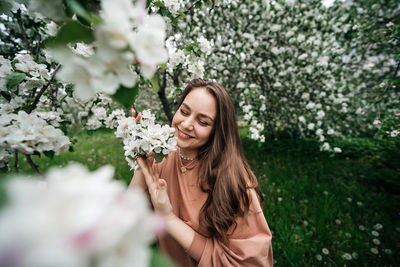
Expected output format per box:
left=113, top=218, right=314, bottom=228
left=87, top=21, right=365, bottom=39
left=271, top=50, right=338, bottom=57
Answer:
left=158, top=71, right=173, bottom=123
left=25, top=154, right=42, bottom=176
left=14, top=150, right=19, bottom=173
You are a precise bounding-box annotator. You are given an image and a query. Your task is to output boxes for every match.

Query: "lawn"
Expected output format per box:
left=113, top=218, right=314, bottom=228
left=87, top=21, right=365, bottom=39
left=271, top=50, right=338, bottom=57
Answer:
left=1, top=129, right=399, bottom=266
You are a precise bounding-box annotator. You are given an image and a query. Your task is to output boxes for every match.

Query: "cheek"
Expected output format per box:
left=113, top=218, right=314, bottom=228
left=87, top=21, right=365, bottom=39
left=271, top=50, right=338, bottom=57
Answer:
left=198, top=127, right=213, bottom=141
left=171, top=112, right=179, bottom=128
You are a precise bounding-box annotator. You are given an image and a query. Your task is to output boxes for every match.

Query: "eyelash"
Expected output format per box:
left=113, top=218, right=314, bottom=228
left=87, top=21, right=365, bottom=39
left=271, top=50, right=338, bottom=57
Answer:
left=180, top=108, right=209, bottom=126
left=180, top=108, right=188, bottom=115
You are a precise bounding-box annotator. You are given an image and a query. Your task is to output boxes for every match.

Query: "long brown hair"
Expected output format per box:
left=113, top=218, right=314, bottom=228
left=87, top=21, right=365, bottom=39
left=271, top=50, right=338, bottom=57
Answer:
left=177, top=79, right=264, bottom=246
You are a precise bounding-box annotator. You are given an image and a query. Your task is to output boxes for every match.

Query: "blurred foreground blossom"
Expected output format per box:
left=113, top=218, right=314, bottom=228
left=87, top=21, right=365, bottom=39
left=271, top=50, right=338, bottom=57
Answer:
left=51, top=0, right=168, bottom=101
left=0, top=164, right=158, bottom=267
left=115, top=110, right=177, bottom=170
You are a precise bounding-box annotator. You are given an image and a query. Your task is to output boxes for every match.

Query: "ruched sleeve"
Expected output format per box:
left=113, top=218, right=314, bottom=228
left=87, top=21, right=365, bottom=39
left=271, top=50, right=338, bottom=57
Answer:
left=186, top=189, right=273, bottom=267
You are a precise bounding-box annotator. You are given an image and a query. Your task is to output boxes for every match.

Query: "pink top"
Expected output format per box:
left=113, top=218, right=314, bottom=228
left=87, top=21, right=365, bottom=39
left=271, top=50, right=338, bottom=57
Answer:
left=154, top=151, right=273, bottom=267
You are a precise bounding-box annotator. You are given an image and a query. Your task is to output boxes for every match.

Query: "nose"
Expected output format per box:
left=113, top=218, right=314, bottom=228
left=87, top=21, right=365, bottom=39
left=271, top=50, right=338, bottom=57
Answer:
left=180, top=116, right=194, bottom=131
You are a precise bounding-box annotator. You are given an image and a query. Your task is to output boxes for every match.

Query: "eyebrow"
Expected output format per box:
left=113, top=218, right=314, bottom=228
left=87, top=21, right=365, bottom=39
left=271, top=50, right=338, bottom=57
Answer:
left=181, top=103, right=214, bottom=121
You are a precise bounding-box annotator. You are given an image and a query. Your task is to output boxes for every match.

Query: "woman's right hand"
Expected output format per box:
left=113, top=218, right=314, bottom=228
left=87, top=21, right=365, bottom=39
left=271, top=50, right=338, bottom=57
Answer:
left=131, top=108, right=142, bottom=123
left=128, top=152, right=155, bottom=192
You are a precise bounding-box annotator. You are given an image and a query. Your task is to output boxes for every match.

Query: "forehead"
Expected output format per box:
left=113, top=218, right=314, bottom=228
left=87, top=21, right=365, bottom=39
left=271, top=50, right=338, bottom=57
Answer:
left=182, top=87, right=217, bottom=119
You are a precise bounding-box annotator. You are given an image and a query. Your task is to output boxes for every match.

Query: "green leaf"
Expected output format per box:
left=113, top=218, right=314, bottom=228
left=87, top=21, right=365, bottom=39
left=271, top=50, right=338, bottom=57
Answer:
left=111, top=84, right=140, bottom=109
left=160, top=63, right=167, bottom=73
left=0, top=1, right=13, bottom=16
left=46, top=20, right=94, bottom=47
left=150, top=249, right=176, bottom=267
left=150, top=75, right=160, bottom=93
left=66, top=0, right=102, bottom=25
left=6, top=72, right=26, bottom=90
left=43, top=151, right=55, bottom=159
left=177, top=10, right=187, bottom=19
left=158, top=7, right=170, bottom=16
left=153, top=1, right=166, bottom=8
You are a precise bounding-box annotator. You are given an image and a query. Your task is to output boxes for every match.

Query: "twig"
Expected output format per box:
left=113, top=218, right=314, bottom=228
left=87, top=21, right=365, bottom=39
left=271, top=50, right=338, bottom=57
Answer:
left=26, top=64, right=61, bottom=114
left=15, top=9, right=32, bottom=54
left=184, top=0, right=203, bottom=14
left=50, top=85, right=57, bottom=110
left=172, top=0, right=204, bottom=22
left=25, top=154, right=42, bottom=176
left=14, top=150, right=19, bottom=173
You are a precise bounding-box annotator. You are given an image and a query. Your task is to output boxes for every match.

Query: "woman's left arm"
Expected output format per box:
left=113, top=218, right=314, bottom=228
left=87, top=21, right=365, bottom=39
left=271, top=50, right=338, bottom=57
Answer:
left=137, top=157, right=195, bottom=251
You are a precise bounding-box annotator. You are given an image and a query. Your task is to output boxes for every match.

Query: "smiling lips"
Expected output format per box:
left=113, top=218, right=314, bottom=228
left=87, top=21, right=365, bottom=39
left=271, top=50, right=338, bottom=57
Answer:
left=177, top=128, right=194, bottom=140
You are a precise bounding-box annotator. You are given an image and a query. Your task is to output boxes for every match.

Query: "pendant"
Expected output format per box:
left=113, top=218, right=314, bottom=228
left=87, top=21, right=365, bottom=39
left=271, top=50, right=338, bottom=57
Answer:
left=181, top=166, right=186, bottom=173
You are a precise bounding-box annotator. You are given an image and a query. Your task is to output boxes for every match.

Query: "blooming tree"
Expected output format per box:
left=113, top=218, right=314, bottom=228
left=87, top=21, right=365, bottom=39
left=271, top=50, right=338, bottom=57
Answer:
left=163, top=0, right=399, bottom=151
left=0, top=0, right=175, bottom=171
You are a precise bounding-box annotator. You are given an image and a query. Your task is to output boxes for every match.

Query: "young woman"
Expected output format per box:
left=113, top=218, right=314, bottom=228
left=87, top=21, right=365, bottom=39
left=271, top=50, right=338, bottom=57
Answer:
left=129, top=79, right=273, bottom=266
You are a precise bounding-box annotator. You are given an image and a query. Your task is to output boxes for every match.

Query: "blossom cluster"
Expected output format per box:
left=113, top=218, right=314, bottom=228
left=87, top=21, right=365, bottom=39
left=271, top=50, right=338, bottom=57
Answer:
left=166, top=34, right=211, bottom=81
left=0, top=164, right=158, bottom=267
left=50, top=0, right=168, bottom=101
left=161, top=0, right=184, bottom=15
left=115, top=110, right=177, bottom=170
left=0, top=111, right=70, bottom=160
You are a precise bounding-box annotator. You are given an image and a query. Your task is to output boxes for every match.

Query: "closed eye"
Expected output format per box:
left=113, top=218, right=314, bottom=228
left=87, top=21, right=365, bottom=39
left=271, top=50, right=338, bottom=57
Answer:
left=199, top=120, right=210, bottom=126
left=180, top=108, right=189, bottom=115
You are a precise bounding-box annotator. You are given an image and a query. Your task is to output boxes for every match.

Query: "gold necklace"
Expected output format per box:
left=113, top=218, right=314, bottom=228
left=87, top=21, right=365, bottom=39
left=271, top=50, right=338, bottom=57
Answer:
left=178, top=148, right=196, bottom=173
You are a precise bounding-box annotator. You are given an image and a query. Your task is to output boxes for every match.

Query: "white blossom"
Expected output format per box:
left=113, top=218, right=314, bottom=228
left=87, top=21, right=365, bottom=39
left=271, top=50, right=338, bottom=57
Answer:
left=321, top=142, right=330, bottom=151
left=130, top=15, right=168, bottom=78
left=0, top=164, right=157, bottom=267
left=188, top=60, right=205, bottom=78
left=115, top=110, right=177, bottom=170
left=44, top=21, right=58, bottom=36
left=333, top=147, right=342, bottom=153
left=197, top=36, right=212, bottom=55
left=0, top=111, right=70, bottom=155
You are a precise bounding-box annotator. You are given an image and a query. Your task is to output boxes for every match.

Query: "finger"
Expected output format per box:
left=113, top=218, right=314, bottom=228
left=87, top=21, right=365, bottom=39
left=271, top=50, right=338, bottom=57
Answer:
left=158, top=178, right=167, bottom=188
left=137, top=157, right=157, bottom=190
left=131, top=108, right=136, bottom=118
left=145, top=152, right=156, bottom=179
left=146, top=152, right=155, bottom=165
left=146, top=152, right=155, bottom=167
left=135, top=112, right=142, bottom=123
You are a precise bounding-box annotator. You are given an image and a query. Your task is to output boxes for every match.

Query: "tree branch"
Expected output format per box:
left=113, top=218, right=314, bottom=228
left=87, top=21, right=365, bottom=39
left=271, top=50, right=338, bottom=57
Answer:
left=26, top=64, right=61, bottom=114
left=25, top=154, right=42, bottom=176
left=184, top=0, right=203, bottom=14
left=14, top=150, right=19, bottom=173
left=15, top=9, right=32, bottom=54
left=35, top=34, right=41, bottom=60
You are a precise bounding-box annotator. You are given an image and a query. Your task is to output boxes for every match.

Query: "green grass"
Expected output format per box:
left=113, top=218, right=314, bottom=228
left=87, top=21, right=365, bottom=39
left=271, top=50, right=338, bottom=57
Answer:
left=1, top=128, right=133, bottom=185
left=244, top=138, right=399, bottom=266
left=1, top=130, right=399, bottom=266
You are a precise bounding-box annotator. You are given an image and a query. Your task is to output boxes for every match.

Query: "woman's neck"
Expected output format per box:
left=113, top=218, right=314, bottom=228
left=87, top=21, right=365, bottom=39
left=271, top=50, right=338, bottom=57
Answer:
left=178, top=147, right=198, bottom=160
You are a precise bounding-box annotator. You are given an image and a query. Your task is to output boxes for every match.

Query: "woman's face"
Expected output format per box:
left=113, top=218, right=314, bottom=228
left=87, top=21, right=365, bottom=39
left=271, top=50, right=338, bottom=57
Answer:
left=172, top=87, right=217, bottom=157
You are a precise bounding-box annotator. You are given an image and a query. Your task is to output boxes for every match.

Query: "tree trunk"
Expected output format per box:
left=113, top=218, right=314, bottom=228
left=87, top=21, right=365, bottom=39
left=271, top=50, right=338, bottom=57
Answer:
left=158, top=86, right=173, bottom=123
